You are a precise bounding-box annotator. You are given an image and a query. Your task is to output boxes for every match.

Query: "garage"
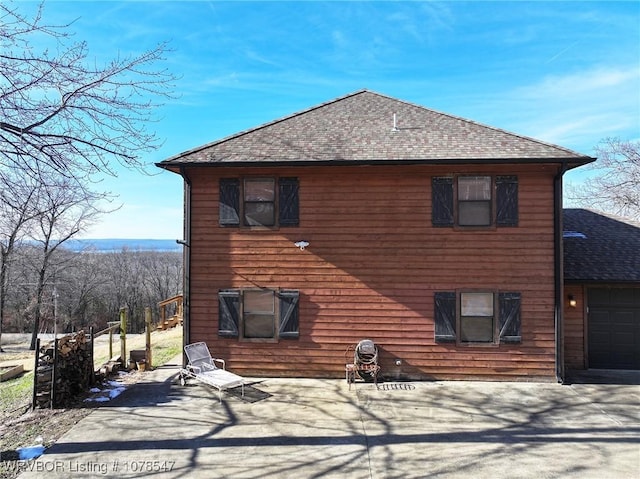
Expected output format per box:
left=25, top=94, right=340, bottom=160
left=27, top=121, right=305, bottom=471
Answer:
left=563, top=209, right=640, bottom=373
left=588, top=287, right=640, bottom=370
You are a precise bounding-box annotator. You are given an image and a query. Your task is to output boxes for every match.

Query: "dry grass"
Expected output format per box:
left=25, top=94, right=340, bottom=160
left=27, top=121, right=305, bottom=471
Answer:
left=92, top=327, right=183, bottom=368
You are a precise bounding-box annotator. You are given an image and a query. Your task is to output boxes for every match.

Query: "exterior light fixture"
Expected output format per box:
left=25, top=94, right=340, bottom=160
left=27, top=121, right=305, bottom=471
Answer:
left=294, top=240, right=309, bottom=251
left=568, top=295, right=577, bottom=308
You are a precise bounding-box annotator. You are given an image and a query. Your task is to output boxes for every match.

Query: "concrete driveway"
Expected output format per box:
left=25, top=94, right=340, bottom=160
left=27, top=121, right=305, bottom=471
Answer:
left=15, top=362, right=640, bottom=479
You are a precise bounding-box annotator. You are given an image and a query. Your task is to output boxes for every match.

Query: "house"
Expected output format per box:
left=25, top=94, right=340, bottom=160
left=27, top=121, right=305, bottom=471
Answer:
left=156, top=90, right=594, bottom=382
left=563, top=208, right=640, bottom=371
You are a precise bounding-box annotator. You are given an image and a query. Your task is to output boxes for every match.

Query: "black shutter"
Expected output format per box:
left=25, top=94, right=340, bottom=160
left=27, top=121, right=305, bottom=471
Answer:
left=432, top=177, right=454, bottom=227
left=498, top=292, right=521, bottom=343
left=279, top=177, right=299, bottom=227
left=434, top=292, right=456, bottom=343
left=219, top=178, right=240, bottom=226
left=496, top=176, right=518, bottom=226
left=278, top=290, right=299, bottom=338
left=218, top=290, right=240, bottom=337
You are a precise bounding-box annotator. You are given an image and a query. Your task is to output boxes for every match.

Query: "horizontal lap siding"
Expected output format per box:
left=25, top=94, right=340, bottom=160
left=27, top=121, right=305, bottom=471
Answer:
left=188, top=165, right=557, bottom=381
left=564, top=285, right=586, bottom=370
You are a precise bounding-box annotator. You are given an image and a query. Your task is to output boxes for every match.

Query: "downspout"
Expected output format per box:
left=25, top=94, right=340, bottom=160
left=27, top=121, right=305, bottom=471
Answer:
left=554, top=162, right=568, bottom=383
left=178, top=167, right=192, bottom=360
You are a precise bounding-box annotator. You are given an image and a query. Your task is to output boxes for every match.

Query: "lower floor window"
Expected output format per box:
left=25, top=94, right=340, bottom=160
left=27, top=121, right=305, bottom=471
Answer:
left=460, top=292, right=495, bottom=343
left=218, top=289, right=300, bottom=341
left=434, top=290, right=522, bottom=345
left=243, top=290, right=275, bottom=338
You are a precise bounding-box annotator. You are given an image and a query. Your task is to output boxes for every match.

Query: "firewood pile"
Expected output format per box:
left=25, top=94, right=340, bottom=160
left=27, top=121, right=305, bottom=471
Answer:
left=34, top=330, right=94, bottom=409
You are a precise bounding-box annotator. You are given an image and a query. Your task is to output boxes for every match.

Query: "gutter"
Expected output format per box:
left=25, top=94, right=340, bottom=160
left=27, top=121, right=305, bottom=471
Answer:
left=156, top=156, right=595, bottom=171
left=177, top=166, right=192, bottom=362
left=554, top=161, right=569, bottom=384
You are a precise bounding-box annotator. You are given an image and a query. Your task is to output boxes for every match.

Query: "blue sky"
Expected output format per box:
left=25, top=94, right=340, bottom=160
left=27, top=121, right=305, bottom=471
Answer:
left=26, top=1, right=640, bottom=239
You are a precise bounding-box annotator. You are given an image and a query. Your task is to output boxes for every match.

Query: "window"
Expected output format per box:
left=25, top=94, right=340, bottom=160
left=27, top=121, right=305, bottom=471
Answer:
left=458, top=176, right=491, bottom=226
left=434, top=291, right=522, bottom=345
left=220, top=177, right=299, bottom=228
left=218, top=289, right=300, bottom=340
left=432, top=175, right=518, bottom=227
left=460, top=292, right=494, bottom=342
left=244, top=179, right=275, bottom=227
left=243, top=290, right=275, bottom=338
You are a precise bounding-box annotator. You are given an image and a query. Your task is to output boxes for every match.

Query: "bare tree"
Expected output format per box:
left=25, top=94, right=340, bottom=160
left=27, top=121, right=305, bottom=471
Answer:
left=140, top=251, right=183, bottom=307
left=56, top=250, right=109, bottom=332
left=101, top=248, right=148, bottom=333
left=0, top=0, right=178, bottom=345
left=0, top=172, right=41, bottom=351
left=26, top=175, right=105, bottom=349
left=570, top=138, right=640, bottom=219
left=0, top=1, right=176, bottom=182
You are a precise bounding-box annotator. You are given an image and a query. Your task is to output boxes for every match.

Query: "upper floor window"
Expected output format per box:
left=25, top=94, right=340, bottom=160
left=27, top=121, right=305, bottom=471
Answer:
left=219, top=177, right=299, bottom=228
left=432, top=175, right=518, bottom=228
left=458, top=176, right=492, bottom=226
left=244, top=178, right=276, bottom=226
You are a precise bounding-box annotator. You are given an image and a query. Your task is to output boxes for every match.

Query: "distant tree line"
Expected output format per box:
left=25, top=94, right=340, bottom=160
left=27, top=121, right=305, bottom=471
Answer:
left=2, top=245, right=182, bottom=338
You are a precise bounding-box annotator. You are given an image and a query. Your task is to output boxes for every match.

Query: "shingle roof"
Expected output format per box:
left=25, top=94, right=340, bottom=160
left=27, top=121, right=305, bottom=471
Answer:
left=157, top=90, right=593, bottom=168
left=564, top=208, right=640, bottom=282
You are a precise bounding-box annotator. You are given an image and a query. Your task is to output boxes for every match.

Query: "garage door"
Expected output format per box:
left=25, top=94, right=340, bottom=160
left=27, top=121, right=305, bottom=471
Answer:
left=588, top=288, right=640, bottom=369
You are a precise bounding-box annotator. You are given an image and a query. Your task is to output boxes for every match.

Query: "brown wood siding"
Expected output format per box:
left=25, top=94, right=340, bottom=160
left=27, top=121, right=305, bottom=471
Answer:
left=564, top=284, right=586, bottom=370
left=187, top=164, right=559, bottom=381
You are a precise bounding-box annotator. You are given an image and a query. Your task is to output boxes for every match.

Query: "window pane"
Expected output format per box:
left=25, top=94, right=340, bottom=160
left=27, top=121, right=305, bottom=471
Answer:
left=458, top=176, right=491, bottom=200
left=243, top=291, right=275, bottom=339
left=244, top=314, right=274, bottom=338
left=460, top=317, right=493, bottom=342
left=461, top=293, right=494, bottom=316
left=245, top=179, right=275, bottom=201
left=244, top=203, right=275, bottom=226
left=244, top=290, right=274, bottom=313
left=459, top=201, right=491, bottom=226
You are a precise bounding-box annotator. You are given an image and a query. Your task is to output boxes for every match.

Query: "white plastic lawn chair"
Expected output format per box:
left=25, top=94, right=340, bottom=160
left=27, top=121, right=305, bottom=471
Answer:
left=180, top=342, right=245, bottom=402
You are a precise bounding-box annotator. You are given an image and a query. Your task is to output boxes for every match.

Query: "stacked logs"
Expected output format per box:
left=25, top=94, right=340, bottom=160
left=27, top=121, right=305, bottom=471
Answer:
left=34, top=330, right=94, bottom=409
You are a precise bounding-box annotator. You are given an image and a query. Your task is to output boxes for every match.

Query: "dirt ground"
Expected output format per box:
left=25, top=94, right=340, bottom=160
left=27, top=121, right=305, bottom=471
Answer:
left=0, top=329, right=182, bottom=479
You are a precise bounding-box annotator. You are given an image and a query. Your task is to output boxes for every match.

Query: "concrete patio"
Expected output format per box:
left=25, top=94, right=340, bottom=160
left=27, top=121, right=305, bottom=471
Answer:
left=15, top=361, right=640, bottom=478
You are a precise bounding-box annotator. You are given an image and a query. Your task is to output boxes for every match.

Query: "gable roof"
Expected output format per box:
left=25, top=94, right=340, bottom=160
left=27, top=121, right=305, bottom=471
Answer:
left=564, top=208, right=640, bottom=283
left=157, top=90, right=594, bottom=169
